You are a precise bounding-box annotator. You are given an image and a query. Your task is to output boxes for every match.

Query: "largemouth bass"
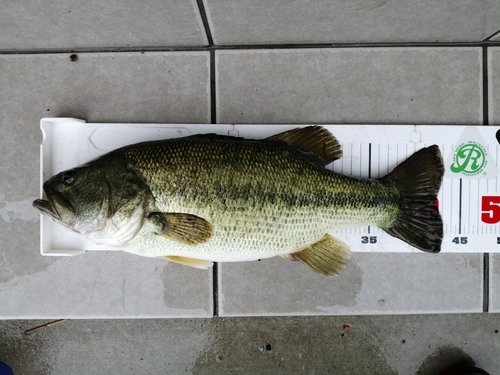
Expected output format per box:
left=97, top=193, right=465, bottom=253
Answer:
left=33, top=126, right=444, bottom=276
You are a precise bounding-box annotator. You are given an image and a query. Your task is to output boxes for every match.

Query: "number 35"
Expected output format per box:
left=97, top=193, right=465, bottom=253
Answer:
left=361, top=236, right=377, bottom=244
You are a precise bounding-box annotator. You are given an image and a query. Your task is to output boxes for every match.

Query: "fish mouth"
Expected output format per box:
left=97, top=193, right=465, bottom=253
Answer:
left=33, top=198, right=60, bottom=220
left=33, top=189, right=74, bottom=222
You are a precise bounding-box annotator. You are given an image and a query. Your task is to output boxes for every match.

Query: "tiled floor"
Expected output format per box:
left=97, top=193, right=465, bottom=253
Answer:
left=1, top=45, right=495, bottom=317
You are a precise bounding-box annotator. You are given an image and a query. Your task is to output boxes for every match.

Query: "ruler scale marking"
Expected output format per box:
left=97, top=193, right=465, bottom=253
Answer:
left=378, top=143, right=381, bottom=178
left=368, top=143, right=371, bottom=234
left=459, top=179, right=463, bottom=235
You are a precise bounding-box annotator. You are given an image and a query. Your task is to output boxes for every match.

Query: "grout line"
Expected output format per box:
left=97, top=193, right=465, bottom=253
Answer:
left=2, top=41, right=500, bottom=55
left=483, top=29, right=500, bottom=42
left=0, top=46, right=209, bottom=54
left=195, top=0, right=214, bottom=46
left=208, top=44, right=218, bottom=315
left=483, top=47, right=489, bottom=125
left=484, top=253, right=490, bottom=312
left=482, top=46, right=490, bottom=313
left=203, top=41, right=500, bottom=50
left=210, top=50, right=216, bottom=124
left=213, top=263, right=219, bottom=317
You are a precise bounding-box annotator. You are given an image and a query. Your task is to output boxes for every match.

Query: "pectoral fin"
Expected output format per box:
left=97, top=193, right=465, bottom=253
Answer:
left=160, top=256, right=213, bottom=269
left=148, top=212, right=213, bottom=245
left=287, top=234, right=351, bottom=276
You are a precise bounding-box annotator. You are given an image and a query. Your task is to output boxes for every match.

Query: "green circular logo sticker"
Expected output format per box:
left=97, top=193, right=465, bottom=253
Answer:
left=450, top=141, right=487, bottom=176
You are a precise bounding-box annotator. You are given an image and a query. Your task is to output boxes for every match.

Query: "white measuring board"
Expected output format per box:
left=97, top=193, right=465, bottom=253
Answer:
left=38, top=118, right=500, bottom=256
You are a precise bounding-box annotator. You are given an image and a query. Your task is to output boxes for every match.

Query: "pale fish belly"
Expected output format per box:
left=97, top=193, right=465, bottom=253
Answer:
left=118, top=202, right=392, bottom=262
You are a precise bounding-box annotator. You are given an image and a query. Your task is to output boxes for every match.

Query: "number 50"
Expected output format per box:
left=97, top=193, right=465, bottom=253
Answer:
left=481, top=196, right=500, bottom=224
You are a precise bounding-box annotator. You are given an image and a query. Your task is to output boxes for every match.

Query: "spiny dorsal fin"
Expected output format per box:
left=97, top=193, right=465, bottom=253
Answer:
left=287, top=234, right=351, bottom=276
left=160, top=256, right=213, bottom=269
left=148, top=212, right=213, bottom=245
left=266, top=126, right=342, bottom=165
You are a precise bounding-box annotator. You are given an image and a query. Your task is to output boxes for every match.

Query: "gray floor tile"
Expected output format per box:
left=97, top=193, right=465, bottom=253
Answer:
left=0, top=52, right=211, bottom=317
left=219, top=253, right=483, bottom=316
left=2, top=314, right=500, bottom=374
left=481, top=47, right=500, bottom=314
left=0, top=252, right=212, bottom=318
left=216, top=48, right=482, bottom=125
left=490, top=254, right=500, bottom=312
left=1, top=0, right=207, bottom=49
left=490, top=32, right=500, bottom=42
left=205, top=0, right=500, bottom=44
left=216, top=48, right=484, bottom=315
left=489, top=47, right=500, bottom=125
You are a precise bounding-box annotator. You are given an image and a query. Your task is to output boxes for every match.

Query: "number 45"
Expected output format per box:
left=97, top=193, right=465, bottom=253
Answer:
left=481, top=196, right=500, bottom=224
left=452, top=237, right=467, bottom=244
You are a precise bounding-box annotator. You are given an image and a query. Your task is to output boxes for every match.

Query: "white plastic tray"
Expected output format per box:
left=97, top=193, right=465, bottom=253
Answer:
left=38, top=118, right=500, bottom=255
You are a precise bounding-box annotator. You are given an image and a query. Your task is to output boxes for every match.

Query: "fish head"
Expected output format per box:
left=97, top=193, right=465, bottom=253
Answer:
left=33, top=158, right=151, bottom=242
left=33, top=164, right=113, bottom=234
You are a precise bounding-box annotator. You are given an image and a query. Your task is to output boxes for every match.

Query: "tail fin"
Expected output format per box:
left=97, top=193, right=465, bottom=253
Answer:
left=379, top=145, right=444, bottom=253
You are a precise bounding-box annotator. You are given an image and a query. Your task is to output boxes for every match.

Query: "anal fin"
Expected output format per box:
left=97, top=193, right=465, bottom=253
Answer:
left=160, top=256, right=213, bottom=269
left=288, top=234, right=351, bottom=276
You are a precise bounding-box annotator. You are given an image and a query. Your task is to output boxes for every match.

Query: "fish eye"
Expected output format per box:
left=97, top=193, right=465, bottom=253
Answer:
left=61, top=172, right=75, bottom=185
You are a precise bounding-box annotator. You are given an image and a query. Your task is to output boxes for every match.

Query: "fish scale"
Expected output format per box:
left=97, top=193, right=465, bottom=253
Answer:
left=118, top=135, right=398, bottom=261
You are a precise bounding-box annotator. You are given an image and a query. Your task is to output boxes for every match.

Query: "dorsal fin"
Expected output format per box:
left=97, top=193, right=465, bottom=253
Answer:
left=266, top=126, right=342, bottom=165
